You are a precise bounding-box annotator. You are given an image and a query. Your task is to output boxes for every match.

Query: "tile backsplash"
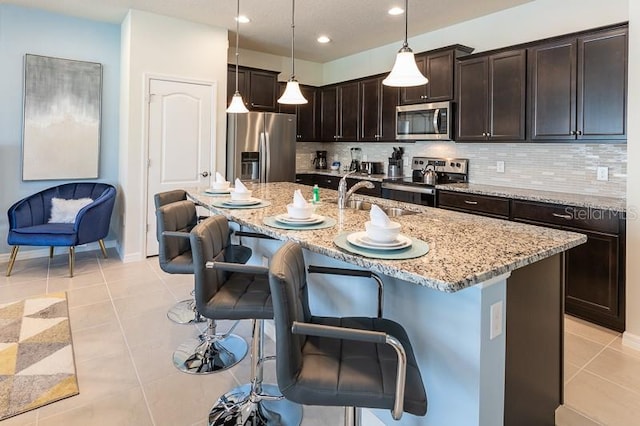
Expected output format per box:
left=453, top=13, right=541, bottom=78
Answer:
left=296, top=141, right=627, bottom=198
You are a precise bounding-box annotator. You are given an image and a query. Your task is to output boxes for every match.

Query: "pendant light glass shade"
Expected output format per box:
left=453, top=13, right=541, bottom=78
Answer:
left=227, top=92, right=249, bottom=113
left=278, top=80, right=308, bottom=104
left=227, top=0, right=249, bottom=113
left=382, top=46, right=428, bottom=87
left=278, top=0, right=308, bottom=105
left=383, top=0, right=428, bottom=87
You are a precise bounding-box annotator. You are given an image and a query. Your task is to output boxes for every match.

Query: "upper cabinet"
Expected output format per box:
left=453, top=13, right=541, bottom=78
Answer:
left=400, top=45, right=474, bottom=104
left=278, top=84, right=318, bottom=142
left=227, top=65, right=280, bottom=112
left=528, top=26, right=627, bottom=141
left=457, top=49, right=526, bottom=141
left=320, top=82, right=359, bottom=141
left=359, top=77, right=399, bottom=142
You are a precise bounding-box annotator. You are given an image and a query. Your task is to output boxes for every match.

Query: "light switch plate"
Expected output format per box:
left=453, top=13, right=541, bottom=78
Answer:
left=496, top=161, right=505, bottom=173
left=597, top=166, right=608, bottom=181
left=490, top=301, right=503, bottom=340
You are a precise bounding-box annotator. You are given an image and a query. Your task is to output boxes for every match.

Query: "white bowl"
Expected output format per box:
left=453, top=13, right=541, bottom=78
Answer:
left=330, top=165, right=340, bottom=171
left=365, top=221, right=401, bottom=243
left=211, top=181, right=230, bottom=191
left=230, top=190, right=252, bottom=201
left=287, top=203, right=315, bottom=219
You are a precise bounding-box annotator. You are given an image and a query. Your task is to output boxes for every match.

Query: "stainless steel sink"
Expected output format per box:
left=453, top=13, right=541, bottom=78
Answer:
left=328, top=199, right=417, bottom=216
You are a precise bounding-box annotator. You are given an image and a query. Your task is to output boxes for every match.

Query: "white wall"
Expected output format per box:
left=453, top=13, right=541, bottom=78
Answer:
left=625, top=2, right=640, bottom=345
left=118, top=10, right=228, bottom=261
left=230, top=47, right=323, bottom=86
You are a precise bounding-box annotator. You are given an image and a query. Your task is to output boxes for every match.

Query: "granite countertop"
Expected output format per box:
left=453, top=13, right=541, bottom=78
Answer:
left=189, top=183, right=585, bottom=293
left=437, top=183, right=626, bottom=213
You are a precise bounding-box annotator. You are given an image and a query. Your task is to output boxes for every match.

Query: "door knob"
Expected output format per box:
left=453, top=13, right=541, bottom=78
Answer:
left=201, top=171, right=210, bottom=177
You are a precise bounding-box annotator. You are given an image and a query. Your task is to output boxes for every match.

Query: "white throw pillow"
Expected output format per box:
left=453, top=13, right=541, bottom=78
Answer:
left=49, top=197, right=94, bottom=224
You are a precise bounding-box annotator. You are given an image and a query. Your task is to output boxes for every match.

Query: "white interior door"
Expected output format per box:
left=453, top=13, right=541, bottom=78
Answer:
left=146, top=78, right=215, bottom=256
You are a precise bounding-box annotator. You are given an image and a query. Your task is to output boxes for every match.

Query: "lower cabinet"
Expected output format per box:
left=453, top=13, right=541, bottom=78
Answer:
left=438, top=191, right=510, bottom=219
left=295, top=174, right=382, bottom=197
left=511, top=200, right=625, bottom=332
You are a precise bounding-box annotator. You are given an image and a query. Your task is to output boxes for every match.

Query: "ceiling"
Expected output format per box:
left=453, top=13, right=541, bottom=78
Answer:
left=5, top=0, right=533, bottom=63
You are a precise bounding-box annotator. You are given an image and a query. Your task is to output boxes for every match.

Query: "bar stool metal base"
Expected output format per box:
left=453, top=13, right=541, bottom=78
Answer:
left=173, top=334, right=247, bottom=374
left=167, top=298, right=207, bottom=324
left=208, top=383, right=303, bottom=426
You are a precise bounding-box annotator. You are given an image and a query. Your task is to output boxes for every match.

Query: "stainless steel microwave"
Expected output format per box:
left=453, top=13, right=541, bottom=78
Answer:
left=396, top=101, right=452, bottom=141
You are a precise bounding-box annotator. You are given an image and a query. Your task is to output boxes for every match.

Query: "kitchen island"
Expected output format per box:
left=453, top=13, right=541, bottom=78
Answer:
left=189, top=182, right=586, bottom=426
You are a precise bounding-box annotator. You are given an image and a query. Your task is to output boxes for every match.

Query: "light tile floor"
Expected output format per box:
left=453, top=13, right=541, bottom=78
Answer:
left=1, top=249, right=639, bottom=425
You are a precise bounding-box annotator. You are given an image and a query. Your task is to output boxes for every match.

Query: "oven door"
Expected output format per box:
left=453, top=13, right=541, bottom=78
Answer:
left=381, top=182, right=436, bottom=207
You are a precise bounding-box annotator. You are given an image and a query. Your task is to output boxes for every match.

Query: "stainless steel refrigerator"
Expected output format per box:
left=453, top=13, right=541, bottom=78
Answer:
left=226, top=112, right=297, bottom=183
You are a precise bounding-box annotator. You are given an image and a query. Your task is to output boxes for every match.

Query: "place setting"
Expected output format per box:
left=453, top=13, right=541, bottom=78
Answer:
left=263, top=189, right=336, bottom=230
left=210, top=178, right=271, bottom=209
left=334, top=205, right=429, bottom=259
left=203, top=172, right=233, bottom=196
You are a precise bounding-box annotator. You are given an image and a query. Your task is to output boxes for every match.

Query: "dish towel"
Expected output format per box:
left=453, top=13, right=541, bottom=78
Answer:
left=370, top=204, right=392, bottom=227
left=215, top=172, right=227, bottom=183
left=292, top=189, right=309, bottom=207
left=234, top=178, right=249, bottom=192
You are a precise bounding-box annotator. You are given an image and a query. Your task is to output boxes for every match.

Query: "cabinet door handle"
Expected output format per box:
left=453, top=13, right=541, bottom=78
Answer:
left=577, top=130, right=583, bottom=136
left=464, top=200, right=479, bottom=205
left=374, top=134, right=381, bottom=138
left=482, top=132, right=486, bottom=137
left=571, top=130, right=577, bottom=135
left=486, top=132, right=491, bottom=137
left=420, top=95, right=428, bottom=99
left=552, top=213, right=572, bottom=220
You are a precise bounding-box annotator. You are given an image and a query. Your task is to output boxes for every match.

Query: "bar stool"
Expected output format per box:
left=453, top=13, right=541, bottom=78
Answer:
left=190, top=215, right=303, bottom=426
left=267, top=241, right=428, bottom=425
left=156, top=196, right=250, bottom=374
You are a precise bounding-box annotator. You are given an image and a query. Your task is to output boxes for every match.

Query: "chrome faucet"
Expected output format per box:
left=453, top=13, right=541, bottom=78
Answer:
left=338, top=171, right=375, bottom=209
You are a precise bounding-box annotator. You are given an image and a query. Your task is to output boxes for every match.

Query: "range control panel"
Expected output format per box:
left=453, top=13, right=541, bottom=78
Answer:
left=411, top=157, right=468, bottom=175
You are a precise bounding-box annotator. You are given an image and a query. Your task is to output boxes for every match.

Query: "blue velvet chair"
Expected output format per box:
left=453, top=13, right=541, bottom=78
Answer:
left=7, top=182, right=116, bottom=277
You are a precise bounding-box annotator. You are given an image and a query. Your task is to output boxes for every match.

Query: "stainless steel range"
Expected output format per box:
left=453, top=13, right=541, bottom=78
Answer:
left=381, top=157, right=469, bottom=207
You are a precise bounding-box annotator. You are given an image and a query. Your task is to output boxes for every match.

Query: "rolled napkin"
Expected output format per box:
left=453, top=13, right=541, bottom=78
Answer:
left=292, top=189, right=308, bottom=207
left=234, top=178, right=248, bottom=193
left=215, top=172, right=226, bottom=183
left=370, top=204, right=392, bottom=227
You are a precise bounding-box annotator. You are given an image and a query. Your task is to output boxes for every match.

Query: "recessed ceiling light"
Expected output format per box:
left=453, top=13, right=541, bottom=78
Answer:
left=235, top=15, right=250, bottom=23
left=317, top=35, right=331, bottom=44
left=388, top=7, right=404, bottom=15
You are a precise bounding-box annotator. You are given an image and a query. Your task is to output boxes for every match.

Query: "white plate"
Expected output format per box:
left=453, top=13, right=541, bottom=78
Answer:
left=275, top=214, right=324, bottom=225
left=222, top=197, right=261, bottom=206
left=205, top=188, right=232, bottom=195
left=347, top=231, right=412, bottom=250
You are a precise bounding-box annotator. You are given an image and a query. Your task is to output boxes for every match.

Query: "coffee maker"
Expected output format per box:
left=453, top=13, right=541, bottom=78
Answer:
left=313, top=150, right=327, bottom=169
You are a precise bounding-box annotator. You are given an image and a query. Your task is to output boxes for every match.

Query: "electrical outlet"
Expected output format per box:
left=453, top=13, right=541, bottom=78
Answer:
left=261, top=256, right=269, bottom=267
left=496, top=161, right=505, bottom=173
left=490, top=301, right=503, bottom=340
left=403, top=157, right=409, bottom=167
left=597, top=166, right=608, bottom=181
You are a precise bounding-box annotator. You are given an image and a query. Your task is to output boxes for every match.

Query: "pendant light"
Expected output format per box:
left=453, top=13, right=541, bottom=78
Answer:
left=227, top=0, right=249, bottom=113
left=277, top=0, right=308, bottom=104
left=382, top=0, right=428, bottom=87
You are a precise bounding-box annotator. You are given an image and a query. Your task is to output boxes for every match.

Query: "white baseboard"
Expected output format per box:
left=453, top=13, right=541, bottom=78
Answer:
left=0, top=239, right=118, bottom=263
left=121, top=251, right=144, bottom=263
left=622, top=331, right=640, bottom=351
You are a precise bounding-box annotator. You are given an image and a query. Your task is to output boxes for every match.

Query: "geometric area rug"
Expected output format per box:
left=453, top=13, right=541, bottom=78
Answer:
left=0, top=292, right=79, bottom=420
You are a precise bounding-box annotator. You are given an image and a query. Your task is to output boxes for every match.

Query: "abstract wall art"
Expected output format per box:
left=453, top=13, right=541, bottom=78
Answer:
left=22, top=54, right=102, bottom=180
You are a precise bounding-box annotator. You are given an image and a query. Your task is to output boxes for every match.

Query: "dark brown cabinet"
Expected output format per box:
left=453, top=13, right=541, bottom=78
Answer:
left=528, top=26, right=627, bottom=141
left=227, top=65, right=279, bottom=112
left=320, top=82, right=359, bottom=141
left=438, top=191, right=510, bottom=219
left=456, top=49, right=526, bottom=141
left=279, top=84, right=318, bottom=141
left=359, top=77, right=399, bottom=142
left=511, top=200, right=625, bottom=331
left=400, top=45, right=473, bottom=104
